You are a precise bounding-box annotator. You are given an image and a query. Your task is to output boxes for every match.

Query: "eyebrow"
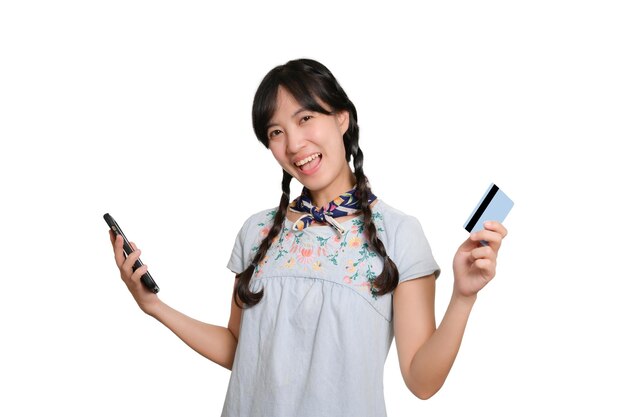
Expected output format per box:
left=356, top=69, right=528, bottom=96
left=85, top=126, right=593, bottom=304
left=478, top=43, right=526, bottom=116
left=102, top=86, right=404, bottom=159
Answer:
left=267, top=107, right=308, bottom=130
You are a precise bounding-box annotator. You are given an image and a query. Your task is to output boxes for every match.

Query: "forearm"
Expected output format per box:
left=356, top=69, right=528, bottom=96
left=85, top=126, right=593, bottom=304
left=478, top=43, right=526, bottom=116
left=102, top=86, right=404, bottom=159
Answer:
left=408, top=292, right=476, bottom=399
left=149, top=301, right=238, bottom=370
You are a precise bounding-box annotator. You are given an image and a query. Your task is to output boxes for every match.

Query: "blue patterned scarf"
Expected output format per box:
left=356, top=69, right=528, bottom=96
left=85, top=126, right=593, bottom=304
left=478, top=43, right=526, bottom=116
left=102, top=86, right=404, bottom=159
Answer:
left=288, top=186, right=377, bottom=235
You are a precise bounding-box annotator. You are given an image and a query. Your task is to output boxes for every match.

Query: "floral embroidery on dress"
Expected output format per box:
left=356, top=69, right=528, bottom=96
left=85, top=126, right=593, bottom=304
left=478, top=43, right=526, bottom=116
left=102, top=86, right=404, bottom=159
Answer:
left=249, top=208, right=386, bottom=298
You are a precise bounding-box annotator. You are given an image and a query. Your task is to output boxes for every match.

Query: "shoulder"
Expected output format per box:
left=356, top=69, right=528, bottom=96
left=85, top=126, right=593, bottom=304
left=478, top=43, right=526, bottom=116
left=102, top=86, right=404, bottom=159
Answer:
left=227, top=207, right=279, bottom=274
left=374, top=199, right=410, bottom=218
left=374, top=200, right=440, bottom=281
left=232, top=206, right=280, bottom=238
left=374, top=199, right=433, bottom=257
left=374, top=200, right=425, bottom=233
left=243, top=206, right=280, bottom=226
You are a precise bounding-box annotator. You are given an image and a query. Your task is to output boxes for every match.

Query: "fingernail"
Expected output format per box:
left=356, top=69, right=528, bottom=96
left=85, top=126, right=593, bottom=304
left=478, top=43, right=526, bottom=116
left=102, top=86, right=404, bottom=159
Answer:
left=484, top=221, right=492, bottom=228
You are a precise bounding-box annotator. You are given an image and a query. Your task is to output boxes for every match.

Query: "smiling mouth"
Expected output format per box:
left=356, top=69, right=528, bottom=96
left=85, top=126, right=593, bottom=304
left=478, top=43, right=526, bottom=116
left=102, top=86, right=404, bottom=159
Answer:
left=294, top=153, right=322, bottom=172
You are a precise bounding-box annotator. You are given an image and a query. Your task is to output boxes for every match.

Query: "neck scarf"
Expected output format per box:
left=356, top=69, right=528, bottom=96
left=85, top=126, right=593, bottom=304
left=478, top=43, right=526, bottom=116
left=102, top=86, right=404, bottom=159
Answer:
left=288, top=186, right=377, bottom=235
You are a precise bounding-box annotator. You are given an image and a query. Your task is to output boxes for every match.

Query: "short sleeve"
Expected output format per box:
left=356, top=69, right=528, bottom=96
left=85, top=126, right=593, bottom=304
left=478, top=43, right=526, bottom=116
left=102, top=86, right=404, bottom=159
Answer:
left=393, top=215, right=441, bottom=283
left=226, top=216, right=253, bottom=275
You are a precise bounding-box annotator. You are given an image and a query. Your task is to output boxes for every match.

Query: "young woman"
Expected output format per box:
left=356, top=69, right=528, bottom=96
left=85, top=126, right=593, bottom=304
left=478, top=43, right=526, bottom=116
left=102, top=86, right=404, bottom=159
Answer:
left=109, top=58, right=508, bottom=417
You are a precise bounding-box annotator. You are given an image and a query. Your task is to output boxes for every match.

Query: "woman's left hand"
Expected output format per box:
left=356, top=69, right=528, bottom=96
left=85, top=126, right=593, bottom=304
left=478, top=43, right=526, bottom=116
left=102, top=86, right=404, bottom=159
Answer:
left=452, top=221, right=508, bottom=298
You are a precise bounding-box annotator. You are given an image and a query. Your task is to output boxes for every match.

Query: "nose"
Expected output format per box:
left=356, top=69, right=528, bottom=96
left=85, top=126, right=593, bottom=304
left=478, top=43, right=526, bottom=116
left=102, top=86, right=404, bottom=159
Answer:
left=285, top=127, right=306, bottom=155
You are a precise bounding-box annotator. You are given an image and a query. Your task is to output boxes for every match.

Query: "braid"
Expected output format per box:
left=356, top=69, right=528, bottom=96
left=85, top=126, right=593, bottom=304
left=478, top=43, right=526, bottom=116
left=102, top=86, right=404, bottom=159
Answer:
left=353, top=147, right=399, bottom=296
left=234, top=170, right=292, bottom=308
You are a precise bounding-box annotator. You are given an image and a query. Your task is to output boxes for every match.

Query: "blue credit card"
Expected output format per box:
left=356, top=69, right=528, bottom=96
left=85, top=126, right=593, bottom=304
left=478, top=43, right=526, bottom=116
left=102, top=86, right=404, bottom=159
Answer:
left=464, top=183, right=514, bottom=234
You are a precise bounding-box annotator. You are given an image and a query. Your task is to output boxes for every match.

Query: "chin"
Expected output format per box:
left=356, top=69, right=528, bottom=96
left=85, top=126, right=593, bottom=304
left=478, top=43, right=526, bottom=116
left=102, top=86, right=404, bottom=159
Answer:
left=288, top=167, right=338, bottom=193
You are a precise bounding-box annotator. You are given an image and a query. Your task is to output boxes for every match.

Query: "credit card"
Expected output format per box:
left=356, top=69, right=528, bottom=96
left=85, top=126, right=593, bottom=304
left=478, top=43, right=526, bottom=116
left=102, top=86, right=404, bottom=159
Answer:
left=464, top=183, right=514, bottom=236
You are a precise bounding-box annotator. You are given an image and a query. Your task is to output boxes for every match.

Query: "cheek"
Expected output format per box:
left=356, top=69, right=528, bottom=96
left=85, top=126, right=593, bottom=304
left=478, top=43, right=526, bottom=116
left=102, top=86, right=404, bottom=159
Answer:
left=330, top=134, right=348, bottom=161
left=269, top=145, right=291, bottom=168
left=268, top=142, right=282, bottom=159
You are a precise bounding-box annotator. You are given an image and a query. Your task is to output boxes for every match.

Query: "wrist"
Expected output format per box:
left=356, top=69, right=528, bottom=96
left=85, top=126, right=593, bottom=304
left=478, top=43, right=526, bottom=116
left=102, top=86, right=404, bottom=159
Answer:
left=140, top=297, right=163, bottom=318
left=451, top=289, right=477, bottom=308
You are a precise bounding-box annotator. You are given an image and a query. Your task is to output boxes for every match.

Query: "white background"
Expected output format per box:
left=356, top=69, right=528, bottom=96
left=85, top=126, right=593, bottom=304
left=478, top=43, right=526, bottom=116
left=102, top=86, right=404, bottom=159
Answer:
left=1, top=1, right=624, bottom=415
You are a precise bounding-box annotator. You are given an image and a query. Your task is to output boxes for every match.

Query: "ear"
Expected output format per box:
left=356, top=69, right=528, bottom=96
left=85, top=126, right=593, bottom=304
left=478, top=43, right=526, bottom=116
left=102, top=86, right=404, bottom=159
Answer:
left=336, top=110, right=350, bottom=135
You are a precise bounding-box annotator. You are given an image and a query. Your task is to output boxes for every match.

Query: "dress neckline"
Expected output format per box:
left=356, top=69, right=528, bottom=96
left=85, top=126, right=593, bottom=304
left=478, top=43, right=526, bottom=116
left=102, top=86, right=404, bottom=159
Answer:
left=283, top=199, right=384, bottom=231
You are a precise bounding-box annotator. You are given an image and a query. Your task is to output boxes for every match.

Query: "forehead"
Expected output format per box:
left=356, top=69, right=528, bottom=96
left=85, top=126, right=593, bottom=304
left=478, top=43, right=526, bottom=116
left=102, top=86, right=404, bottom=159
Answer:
left=274, top=86, right=300, bottom=111
left=267, top=88, right=301, bottom=127
left=272, top=86, right=331, bottom=120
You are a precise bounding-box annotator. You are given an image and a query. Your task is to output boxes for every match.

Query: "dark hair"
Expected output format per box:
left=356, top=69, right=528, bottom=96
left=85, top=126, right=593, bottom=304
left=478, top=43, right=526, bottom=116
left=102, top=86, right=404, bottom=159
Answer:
left=234, top=58, right=399, bottom=308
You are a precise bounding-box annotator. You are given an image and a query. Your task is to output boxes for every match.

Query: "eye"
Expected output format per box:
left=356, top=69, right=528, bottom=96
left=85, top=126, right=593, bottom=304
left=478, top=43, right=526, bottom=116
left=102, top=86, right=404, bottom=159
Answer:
left=268, top=129, right=282, bottom=139
left=300, top=115, right=313, bottom=124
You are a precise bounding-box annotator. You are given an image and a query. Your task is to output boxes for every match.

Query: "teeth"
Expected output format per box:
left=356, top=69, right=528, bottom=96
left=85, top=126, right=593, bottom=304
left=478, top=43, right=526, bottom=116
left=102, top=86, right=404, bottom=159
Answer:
left=295, top=153, right=321, bottom=167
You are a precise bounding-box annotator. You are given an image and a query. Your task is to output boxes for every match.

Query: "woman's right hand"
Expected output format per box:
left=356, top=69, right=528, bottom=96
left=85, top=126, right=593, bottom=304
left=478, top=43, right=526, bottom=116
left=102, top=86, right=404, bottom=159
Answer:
left=109, top=230, right=161, bottom=316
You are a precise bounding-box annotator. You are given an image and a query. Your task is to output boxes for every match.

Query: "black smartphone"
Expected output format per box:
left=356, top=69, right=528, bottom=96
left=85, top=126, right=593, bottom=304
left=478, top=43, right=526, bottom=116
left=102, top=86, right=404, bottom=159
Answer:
left=104, top=213, right=160, bottom=293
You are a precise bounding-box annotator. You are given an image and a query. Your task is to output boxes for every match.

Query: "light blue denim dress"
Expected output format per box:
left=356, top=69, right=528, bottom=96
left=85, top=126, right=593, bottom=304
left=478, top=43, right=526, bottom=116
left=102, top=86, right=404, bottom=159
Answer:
left=222, top=200, right=440, bottom=417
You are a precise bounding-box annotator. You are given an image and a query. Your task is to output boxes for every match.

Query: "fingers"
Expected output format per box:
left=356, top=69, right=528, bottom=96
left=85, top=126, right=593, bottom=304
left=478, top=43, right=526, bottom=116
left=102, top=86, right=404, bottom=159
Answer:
left=130, top=263, right=149, bottom=284
left=470, top=221, right=507, bottom=251
left=468, top=245, right=496, bottom=264
left=468, top=246, right=497, bottom=279
left=473, top=258, right=496, bottom=280
left=484, top=221, right=508, bottom=239
left=111, top=234, right=126, bottom=268
left=109, top=231, right=146, bottom=285
left=121, top=247, right=142, bottom=279
left=470, top=229, right=501, bottom=249
left=109, top=231, right=143, bottom=271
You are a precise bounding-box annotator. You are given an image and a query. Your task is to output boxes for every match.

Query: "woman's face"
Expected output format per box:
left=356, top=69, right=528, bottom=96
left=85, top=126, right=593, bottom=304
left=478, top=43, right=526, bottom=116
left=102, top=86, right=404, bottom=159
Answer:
left=266, top=87, right=354, bottom=204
